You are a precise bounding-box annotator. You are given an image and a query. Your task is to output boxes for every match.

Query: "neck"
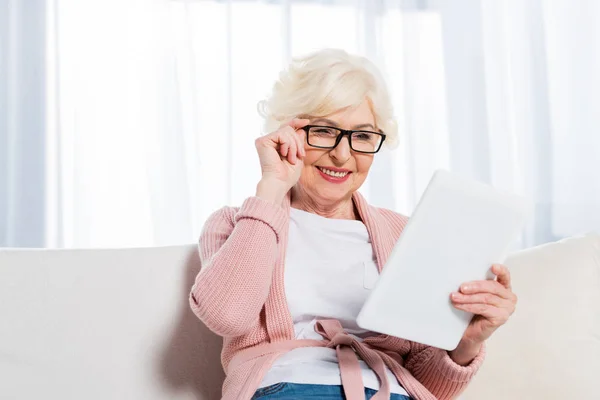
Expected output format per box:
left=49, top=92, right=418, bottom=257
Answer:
left=290, top=186, right=359, bottom=220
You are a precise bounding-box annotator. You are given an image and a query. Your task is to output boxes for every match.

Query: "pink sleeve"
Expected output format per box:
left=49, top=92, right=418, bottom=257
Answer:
left=405, top=342, right=486, bottom=400
left=189, top=196, right=288, bottom=337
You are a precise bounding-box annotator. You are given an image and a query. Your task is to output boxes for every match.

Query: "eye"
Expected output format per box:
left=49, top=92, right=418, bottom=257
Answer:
left=353, top=132, right=374, bottom=141
left=311, top=127, right=339, bottom=137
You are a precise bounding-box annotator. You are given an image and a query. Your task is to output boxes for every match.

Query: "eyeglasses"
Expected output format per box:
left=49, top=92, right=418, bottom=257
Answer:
left=302, top=125, right=386, bottom=154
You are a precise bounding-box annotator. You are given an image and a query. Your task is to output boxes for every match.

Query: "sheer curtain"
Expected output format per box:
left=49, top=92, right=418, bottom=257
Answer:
left=2, top=0, right=599, bottom=248
left=0, top=0, right=47, bottom=247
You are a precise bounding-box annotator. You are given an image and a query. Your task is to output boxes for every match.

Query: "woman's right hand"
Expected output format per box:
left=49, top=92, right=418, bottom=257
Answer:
left=255, top=118, right=310, bottom=203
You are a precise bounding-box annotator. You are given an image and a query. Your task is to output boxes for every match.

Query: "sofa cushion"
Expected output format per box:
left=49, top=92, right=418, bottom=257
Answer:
left=462, top=233, right=600, bottom=399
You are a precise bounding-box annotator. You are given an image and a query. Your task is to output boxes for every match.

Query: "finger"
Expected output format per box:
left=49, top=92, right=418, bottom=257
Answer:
left=492, top=264, right=512, bottom=290
left=459, top=280, right=514, bottom=301
left=451, top=292, right=505, bottom=308
left=452, top=302, right=510, bottom=321
left=288, top=118, right=311, bottom=130
left=286, top=132, right=298, bottom=164
left=262, top=129, right=287, bottom=150
left=282, top=126, right=303, bottom=161
left=255, top=136, right=265, bottom=150
left=279, top=137, right=289, bottom=158
left=256, top=134, right=278, bottom=150
left=293, top=128, right=306, bottom=158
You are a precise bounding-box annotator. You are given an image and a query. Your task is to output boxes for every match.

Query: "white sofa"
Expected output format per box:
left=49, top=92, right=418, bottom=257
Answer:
left=0, top=233, right=598, bottom=400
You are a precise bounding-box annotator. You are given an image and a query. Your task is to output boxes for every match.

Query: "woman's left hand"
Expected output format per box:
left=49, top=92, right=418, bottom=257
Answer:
left=448, top=264, right=518, bottom=365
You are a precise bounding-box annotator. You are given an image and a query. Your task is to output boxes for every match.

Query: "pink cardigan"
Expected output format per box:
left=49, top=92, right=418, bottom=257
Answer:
left=189, top=192, right=485, bottom=400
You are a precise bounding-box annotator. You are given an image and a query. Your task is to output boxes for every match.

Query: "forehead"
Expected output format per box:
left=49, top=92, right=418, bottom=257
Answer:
left=316, top=99, right=376, bottom=128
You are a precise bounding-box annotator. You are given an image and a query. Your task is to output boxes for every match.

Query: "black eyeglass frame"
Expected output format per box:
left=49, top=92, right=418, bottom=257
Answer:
left=301, top=125, right=387, bottom=154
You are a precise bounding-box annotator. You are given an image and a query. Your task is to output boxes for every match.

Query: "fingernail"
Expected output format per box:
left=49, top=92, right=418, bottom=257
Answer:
left=461, top=285, right=470, bottom=292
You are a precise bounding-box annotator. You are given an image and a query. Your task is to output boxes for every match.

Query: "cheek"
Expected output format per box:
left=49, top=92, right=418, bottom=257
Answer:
left=302, top=149, right=327, bottom=171
left=300, top=153, right=319, bottom=180
left=355, top=155, right=374, bottom=175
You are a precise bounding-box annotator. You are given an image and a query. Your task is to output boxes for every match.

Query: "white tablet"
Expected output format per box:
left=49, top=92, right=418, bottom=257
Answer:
left=356, top=169, right=529, bottom=351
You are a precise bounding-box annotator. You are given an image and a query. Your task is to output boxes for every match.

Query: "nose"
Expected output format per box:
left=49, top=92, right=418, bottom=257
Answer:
left=329, top=134, right=352, bottom=164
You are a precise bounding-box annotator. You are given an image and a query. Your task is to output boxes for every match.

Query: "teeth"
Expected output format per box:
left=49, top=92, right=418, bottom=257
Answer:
left=319, top=167, right=349, bottom=178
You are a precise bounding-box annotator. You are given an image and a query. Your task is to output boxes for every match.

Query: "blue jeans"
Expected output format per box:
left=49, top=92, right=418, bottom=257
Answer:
left=251, top=383, right=412, bottom=399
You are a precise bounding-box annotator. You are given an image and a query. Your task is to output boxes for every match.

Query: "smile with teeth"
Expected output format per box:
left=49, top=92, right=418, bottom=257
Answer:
left=317, top=167, right=350, bottom=178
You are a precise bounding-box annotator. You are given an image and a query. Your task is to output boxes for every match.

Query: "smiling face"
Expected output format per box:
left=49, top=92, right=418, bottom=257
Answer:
left=296, top=99, right=377, bottom=207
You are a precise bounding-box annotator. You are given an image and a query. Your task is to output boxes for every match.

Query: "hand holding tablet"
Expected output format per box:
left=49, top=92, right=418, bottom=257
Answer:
left=356, top=169, right=529, bottom=352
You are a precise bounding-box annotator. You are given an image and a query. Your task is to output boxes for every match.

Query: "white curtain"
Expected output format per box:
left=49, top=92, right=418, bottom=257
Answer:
left=1, top=0, right=47, bottom=247
left=2, top=0, right=599, bottom=248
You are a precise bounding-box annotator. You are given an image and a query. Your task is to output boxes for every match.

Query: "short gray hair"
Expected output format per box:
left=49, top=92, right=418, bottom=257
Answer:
left=258, top=48, right=398, bottom=148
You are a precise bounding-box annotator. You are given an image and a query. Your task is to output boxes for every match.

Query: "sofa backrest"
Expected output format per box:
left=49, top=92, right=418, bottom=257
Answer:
left=0, top=245, right=224, bottom=400
left=2, top=233, right=599, bottom=400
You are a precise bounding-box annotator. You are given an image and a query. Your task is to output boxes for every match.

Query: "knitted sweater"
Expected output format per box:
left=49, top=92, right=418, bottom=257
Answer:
left=189, top=191, right=485, bottom=400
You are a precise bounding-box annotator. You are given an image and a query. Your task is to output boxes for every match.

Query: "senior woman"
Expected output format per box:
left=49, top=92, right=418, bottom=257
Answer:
left=189, top=49, right=517, bottom=400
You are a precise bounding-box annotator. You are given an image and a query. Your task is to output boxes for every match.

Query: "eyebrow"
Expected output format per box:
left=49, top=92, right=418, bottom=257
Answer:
left=311, top=118, right=377, bottom=131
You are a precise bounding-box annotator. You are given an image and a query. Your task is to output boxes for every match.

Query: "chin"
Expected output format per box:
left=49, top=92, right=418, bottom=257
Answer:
left=315, top=183, right=353, bottom=201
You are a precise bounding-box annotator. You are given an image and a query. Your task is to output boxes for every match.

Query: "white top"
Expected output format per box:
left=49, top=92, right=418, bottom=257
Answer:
left=259, top=208, right=408, bottom=395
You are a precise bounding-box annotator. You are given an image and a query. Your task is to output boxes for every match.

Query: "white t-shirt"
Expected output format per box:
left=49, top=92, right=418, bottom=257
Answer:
left=259, top=208, right=408, bottom=396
